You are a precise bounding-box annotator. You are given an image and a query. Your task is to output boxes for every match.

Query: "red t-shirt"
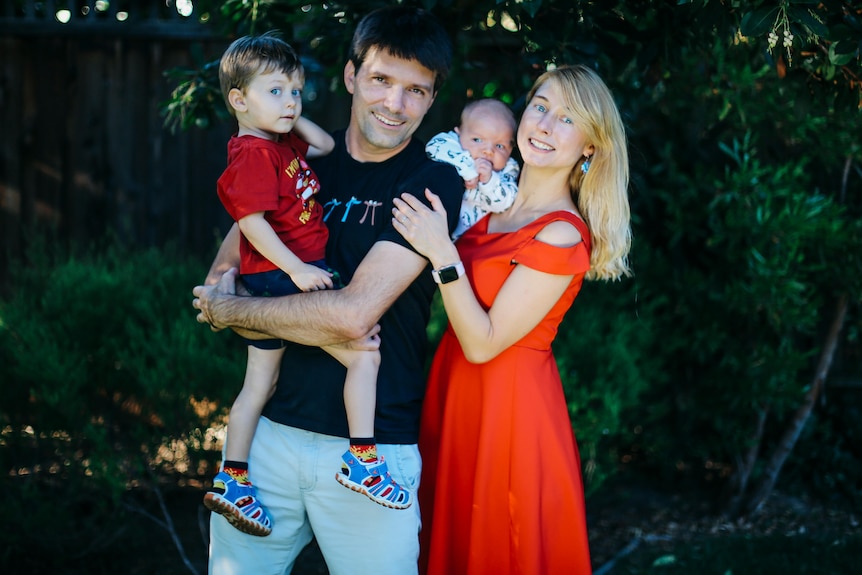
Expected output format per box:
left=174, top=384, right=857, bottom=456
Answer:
left=217, top=133, right=328, bottom=275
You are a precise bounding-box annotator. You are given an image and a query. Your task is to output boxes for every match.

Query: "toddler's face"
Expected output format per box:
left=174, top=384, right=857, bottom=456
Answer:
left=235, top=69, right=305, bottom=139
left=456, top=112, right=515, bottom=172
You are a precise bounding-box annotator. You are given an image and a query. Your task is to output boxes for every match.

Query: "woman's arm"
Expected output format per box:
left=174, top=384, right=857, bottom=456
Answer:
left=393, top=190, right=579, bottom=363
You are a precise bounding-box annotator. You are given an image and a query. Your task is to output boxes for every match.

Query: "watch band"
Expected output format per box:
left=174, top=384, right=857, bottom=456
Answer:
left=431, top=261, right=465, bottom=285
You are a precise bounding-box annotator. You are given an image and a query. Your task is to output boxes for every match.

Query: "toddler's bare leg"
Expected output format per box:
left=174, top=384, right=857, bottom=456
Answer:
left=225, top=346, right=283, bottom=461
left=322, top=346, right=380, bottom=438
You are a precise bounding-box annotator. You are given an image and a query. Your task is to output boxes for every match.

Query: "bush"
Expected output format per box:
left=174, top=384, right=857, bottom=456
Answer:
left=556, top=256, right=664, bottom=496
left=0, top=239, right=244, bottom=569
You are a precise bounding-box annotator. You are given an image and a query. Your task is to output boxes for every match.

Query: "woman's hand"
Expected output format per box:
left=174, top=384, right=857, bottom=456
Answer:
left=392, top=189, right=459, bottom=268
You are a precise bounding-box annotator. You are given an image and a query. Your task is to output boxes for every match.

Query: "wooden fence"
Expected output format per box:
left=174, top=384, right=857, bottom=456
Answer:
left=0, top=2, right=251, bottom=283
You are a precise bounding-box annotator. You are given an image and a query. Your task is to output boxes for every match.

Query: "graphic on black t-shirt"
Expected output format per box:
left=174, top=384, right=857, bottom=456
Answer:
left=359, top=200, right=383, bottom=225
left=323, top=197, right=385, bottom=226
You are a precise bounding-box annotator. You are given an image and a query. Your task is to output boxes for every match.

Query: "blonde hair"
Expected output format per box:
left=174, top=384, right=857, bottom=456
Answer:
left=527, top=65, right=632, bottom=281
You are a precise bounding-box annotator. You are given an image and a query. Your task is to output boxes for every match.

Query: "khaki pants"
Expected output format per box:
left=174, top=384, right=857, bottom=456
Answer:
left=208, top=416, right=422, bottom=575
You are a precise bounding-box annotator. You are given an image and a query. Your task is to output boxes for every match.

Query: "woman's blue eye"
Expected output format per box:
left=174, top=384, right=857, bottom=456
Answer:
left=535, top=104, right=547, bottom=113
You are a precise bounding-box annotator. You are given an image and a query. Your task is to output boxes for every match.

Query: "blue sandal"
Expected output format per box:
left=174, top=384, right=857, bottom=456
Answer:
left=335, top=450, right=412, bottom=509
left=204, top=471, right=273, bottom=537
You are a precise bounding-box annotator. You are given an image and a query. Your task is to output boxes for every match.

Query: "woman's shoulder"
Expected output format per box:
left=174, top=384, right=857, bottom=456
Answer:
left=532, top=211, right=588, bottom=248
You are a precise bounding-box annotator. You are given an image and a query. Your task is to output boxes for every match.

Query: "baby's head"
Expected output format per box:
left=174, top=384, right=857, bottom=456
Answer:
left=455, top=99, right=516, bottom=171
left=218, top=32, right=304, bottom=117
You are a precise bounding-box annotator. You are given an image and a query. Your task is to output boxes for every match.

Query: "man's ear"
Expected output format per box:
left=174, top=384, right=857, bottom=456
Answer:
left=227, top=88, right=247, bottom=113
left=343, top=60, right=356, bottom=95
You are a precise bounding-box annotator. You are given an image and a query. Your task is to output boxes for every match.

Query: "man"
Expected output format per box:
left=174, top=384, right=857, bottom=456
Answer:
left=193, top=6, right=462, bottom=575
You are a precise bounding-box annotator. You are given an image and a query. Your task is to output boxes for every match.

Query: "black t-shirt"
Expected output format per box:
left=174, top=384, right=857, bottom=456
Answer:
left=261, top=130, right=463, bottom=444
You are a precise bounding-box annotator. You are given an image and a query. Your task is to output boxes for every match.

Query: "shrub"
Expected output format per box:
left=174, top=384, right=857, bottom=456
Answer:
left=0, top=239, right=244, bottom=569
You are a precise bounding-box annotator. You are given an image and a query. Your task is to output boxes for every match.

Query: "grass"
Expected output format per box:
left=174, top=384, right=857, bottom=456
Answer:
left=606, top=531, right=862, bottom=575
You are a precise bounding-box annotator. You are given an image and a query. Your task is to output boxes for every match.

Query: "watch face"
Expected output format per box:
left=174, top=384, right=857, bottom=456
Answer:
left=438, top=265, right=460, bottom=284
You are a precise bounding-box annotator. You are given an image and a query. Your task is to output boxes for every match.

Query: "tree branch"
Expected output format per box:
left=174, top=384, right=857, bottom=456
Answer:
left=742, top=294, right=849, bottom=516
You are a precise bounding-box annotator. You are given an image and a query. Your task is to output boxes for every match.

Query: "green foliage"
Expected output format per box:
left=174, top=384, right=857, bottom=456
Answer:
left=0, top=239, right=244, bottom=563
left=625, top=30, right=862, bottom=503
left=160, top=1, right=862, bottom=128
left=557, top=273, right=665, bottom=495
left=781, top=385, right=862, bottom=505
left=163, top=58, right=228, bottom=132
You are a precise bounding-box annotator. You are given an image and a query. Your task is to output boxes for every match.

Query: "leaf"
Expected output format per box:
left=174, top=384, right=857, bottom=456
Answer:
left=829, top=43, right=857, bottom=66
left=740, top=7, right=779, bottom=38
left=652, top=554, right=677, bottom=566
left=789, top=6, right=829, bottom=38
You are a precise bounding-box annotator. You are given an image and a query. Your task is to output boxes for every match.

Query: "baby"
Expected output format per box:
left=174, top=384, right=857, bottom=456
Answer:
left=425, top=98, right=520, bottom=239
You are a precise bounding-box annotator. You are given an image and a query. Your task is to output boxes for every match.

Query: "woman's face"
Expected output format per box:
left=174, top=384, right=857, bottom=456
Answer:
left=517, top=80, right=592, bottom=171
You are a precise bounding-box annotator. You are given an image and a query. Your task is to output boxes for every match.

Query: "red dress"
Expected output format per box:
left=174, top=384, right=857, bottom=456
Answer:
left=419, top=211, right=593, bottom=575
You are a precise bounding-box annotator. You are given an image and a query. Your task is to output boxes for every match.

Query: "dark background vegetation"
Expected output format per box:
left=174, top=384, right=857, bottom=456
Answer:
left=1, top=1, right=861, bottom=573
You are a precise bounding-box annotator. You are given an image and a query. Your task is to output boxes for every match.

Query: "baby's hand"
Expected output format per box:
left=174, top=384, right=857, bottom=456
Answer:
left=291, top=264, right=334, bottom=292
left=464, top=176, right=479, bottom=189
left=474, top=158, right=493, bottom=184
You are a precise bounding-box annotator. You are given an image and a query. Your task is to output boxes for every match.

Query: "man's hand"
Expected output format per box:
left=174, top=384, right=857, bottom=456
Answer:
left=327, top=324, right=382, bottom=352
left=192, top=267, right=238, bottom=331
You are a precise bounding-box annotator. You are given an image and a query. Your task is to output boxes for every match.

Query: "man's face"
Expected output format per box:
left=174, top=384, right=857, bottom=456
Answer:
left=343, top=48, right=437, bottom=162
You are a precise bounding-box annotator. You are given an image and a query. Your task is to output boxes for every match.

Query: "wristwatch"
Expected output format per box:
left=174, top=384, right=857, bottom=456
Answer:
left=431, top=261, right=465, bottom=285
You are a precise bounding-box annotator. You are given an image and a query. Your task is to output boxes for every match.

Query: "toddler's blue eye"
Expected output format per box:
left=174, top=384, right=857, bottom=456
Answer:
left=271, top=88, right=281, bottom=95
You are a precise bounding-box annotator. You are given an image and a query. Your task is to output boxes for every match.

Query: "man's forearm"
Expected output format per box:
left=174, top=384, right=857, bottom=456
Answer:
left=196, top=240, right=427, bottom=347
left=206, top=223, right=241, bottom=285
left=201, top=225, right=365, bottom=345
left=211, top=285, right=364, bottom=346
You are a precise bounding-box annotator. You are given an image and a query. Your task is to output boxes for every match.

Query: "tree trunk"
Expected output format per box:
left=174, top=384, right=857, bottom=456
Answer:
left=725, top=404, right=768, bottom=518
left=741, top=294, right=849, bottom=516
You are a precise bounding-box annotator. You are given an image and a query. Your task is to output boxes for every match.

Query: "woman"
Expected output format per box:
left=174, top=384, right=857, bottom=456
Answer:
left=392, top=65, right=631, bottom=575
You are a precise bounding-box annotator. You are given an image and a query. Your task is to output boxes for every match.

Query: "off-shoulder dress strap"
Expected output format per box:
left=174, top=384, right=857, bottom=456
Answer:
left=512, top=211, right=591, bottom=276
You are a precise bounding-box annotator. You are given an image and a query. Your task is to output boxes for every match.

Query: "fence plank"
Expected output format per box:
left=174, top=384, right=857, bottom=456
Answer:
left=0, top=31, right=233, bottom=284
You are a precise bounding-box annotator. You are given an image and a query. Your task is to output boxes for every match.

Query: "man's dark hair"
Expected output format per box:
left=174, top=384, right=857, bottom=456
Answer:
left=348, top=5, right=452, bottom=93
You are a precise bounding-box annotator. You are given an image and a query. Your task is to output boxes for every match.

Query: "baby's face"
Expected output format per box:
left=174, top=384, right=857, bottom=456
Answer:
left=456, top=112, right=515, bottom=172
